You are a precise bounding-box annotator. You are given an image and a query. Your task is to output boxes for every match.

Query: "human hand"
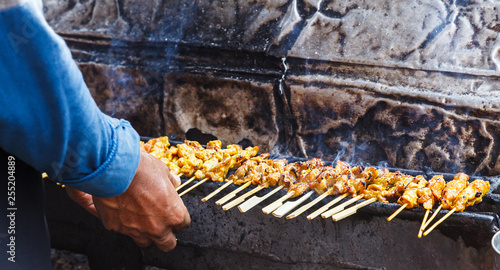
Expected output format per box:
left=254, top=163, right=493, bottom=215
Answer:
left=66, top=151, right=190, bottom=252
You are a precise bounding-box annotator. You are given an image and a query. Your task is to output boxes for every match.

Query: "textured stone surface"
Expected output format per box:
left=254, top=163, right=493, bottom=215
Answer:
left=45, top=180, right=499, bottom=270
left=285, top=61, right=500, bottom=175
left=40, top=0, right=500, bottom=268
left=43, top=0, right=296, bottom=53
left=290, top=0, right=500, bottom=75
left=78, top=63, right=164, bottom=137
left=162, top=74, right=279, bottom=152
left=46, top=0, right=500, bottom=176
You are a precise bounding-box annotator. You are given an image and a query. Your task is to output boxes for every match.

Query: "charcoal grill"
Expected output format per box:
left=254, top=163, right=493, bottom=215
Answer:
left=45, top=139, right=500, bottom=269
left=43, top=0, right=500, bottom=269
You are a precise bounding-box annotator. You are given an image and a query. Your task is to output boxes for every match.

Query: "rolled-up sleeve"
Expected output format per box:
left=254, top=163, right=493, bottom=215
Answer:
left=0, top=0, right=140, bottom=197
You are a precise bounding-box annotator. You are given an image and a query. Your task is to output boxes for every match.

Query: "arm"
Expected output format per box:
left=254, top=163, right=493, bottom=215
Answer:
left=0, top=0, right=190, bottom=251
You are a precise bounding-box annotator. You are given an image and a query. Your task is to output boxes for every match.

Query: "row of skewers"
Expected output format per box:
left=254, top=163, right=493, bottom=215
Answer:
left=141, top=137, right=491, bottom=237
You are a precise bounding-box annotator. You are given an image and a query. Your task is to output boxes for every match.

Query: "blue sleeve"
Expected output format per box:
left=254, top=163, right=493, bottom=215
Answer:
left=0, top=0, right=141, bottom=198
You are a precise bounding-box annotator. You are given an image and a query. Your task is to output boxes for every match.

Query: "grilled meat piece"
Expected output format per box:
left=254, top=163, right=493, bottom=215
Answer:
left=440, top=173, right=469, bottom=210
left=453, top=179, right=490, bottom=212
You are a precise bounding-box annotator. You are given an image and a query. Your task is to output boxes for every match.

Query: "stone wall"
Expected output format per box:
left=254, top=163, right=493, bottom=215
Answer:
left=40, top=1, right=500, bottom=269
left=43, top=0, right=500, bottom=176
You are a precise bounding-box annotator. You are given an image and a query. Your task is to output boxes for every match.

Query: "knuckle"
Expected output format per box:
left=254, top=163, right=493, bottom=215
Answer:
left=169, top=205, right=188, bottom=226
left=156, top=235, right=176, bottom=252
left=149, top=223, right=167, bottom=238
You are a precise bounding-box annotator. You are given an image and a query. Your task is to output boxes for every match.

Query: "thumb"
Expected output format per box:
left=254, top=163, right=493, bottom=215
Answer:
left=65, top=187, right=100, bottom=218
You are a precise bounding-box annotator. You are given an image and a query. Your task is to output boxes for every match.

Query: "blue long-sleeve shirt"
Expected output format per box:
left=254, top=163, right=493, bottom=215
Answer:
left=0, top=0, right=140, bottom=198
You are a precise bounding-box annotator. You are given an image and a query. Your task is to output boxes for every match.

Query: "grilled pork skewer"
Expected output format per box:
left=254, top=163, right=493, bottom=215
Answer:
left=289, top=162, right=367, bottom=219
left=144, top=136, right=490, bottom=229
left=180, top=141, right=260, bottom=195
left=423, top=178, right=489, bottom=236
left=203, top=152, right=267, bottom=202
left=222, top=158, right=287, bottom=210
left=262, top=158, right=324, bottom=214
left=322, top=166, right=390, bottom=218
left=417, top=175, right=446, bottom=237
left=422, top=173, right=469, bottom=229
left=387, top=175, right=427, bottom=221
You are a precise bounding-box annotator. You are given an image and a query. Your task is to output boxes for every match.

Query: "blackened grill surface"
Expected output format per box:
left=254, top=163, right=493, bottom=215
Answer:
left=148, top=138, right=500, bottom=249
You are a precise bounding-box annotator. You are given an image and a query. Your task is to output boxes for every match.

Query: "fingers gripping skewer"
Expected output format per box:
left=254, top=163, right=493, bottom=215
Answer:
left=418, top=209, right=430, bottom=238
left=262, top=191, right=295, bottom=214
left=307, top=193, right=348, bottom=220
left=216, top=182, right=252, bottom=205
left=179, top=178, right=208, bottom=197
left=238, top=186, right=283, bottom=213
left=321, top=195, right=362, bottom=218
left=176, top=176, right=196, bottom=191
left=287, top=189, right=331, bottom=219
left=423, top=208, right=456, bottom=236
left=222, top=185, right=266, bottom=211
left=202, top=180, right=234, bottom=202
left=387, top=203, right=408, bottom=221
left=272, top=191, right=315, bottom=218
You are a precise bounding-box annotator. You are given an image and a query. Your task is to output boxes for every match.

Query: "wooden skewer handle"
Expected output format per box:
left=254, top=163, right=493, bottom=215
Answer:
left=423, top=205, right=442, bottom=229
left=176, top=176, right=196, bottom=191
left=222, top=197, right=246, bottom=211
left=262, top=191, right=294, bottom=214
left=307, top=193, right=348, bottom=220
left=352, top=198, right=376, bottom=210
left=423, top=208, right=456, bottom=236
left=272, top=191, right=314, bottom=218
left=179, top=178, right=208, bottom=197
left=387, top=203, right=407, bottom=221
left=222, top=185, right=265, bottom=211
left=202, top=180, right=233, bottom=202
left=287, top=191, right=330, bottom=219
left=321, top=195, right=362, bottom=218
left=332, top=208, right=357, bottom=221
left=418, top=209, right=430, bottom=238
left=216, top=182, right=251, bottom=205
left=238, top=186, right=283, bottom=213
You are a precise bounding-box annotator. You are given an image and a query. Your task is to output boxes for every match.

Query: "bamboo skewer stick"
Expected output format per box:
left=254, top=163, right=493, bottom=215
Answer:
left=272, top=191, right=315, bottom=218
left=176, top=176, right=196, bottom=191
left=306, top=193, right=348, bottom=220
left=423, top=205, right=442, bottom=228
left=215, top=182, right=252, bottom=205
left=262, top=191, right=295, bottom=214
left=331, top=207, right=357, bottom=221
left=423, top=208, right=456, bottom=236
left=331, top=197, right=376, bottom=222
left=222, top=185, right=266, bottom=211
left=286, top=189, right=332, bottom=219
left=178, top=178, right=208, bottom=197
left=387, top=203, right=408, bottom=221
left=352, top=197, right=377, bottom=210
left=418, top=209, right=430, bottom=238
left=238, top=186, right=283, bottom=213
left=321, top=195, right=362, bottom=218
left=202, top=180, right=234, bottom=202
